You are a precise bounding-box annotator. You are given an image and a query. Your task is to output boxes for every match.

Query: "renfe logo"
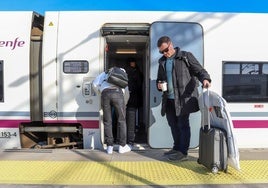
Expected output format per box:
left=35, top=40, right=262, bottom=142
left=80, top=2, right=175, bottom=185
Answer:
left=0, top=37, right=25, bottom=50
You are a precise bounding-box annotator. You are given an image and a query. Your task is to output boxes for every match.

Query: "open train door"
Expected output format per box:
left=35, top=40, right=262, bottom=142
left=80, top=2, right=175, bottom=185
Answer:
left=148, top=21, right=203, bottom=148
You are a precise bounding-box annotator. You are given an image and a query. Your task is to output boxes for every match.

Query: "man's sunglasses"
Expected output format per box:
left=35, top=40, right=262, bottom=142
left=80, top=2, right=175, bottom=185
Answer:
left=159, top=43, right=170, bottom=54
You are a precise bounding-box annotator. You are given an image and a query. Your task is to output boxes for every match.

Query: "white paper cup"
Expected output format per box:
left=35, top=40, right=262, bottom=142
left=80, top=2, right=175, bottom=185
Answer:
left=161, top=82, right=167, bottom=92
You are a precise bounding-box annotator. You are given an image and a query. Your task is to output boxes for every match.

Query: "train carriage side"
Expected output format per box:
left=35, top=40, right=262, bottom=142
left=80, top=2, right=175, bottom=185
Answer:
left=0, top=11, right=43, bottom=149
left=202, top=13, right=268, bottom=148
left=3, top=11, right=266, bottom=150
left=41, top=11, right=268, bottom=149
left=41, top=11, right=207, bottom=149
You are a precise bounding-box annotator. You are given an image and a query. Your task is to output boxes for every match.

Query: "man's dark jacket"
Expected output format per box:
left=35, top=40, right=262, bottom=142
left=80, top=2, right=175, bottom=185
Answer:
left=156, top=47, right=211, bottom=116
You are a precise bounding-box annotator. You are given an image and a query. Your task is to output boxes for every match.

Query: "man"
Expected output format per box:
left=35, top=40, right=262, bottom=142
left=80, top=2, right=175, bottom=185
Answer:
left=125, top=58, right=143, bottom=146
left=92, top=67, right=131, bottom=154
left=156, top=36, right=211, bottom=161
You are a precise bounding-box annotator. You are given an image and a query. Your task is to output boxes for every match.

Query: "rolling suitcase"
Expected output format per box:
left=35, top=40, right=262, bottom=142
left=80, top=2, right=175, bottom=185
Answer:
left=197, top=89, right=228, bottom=174
left=198, top=126, right=228, bottom=173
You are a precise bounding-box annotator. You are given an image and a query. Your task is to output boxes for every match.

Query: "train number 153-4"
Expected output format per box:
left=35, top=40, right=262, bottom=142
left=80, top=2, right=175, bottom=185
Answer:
left=0, top=131, right=17, bottom=138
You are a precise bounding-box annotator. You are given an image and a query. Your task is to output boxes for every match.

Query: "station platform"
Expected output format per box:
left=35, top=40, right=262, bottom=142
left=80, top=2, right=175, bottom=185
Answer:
left=0, top=145, right=268, bottom=188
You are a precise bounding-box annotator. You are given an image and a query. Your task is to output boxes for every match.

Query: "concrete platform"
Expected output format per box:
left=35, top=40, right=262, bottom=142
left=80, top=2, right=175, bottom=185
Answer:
left=1, top=146, right=268, bottom=161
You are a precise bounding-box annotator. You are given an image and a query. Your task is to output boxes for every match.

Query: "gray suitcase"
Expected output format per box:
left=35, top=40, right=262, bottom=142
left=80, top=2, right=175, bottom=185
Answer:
left=198, top=126, right=228, bottom=173
left=197, top=89, right=228, bottom=174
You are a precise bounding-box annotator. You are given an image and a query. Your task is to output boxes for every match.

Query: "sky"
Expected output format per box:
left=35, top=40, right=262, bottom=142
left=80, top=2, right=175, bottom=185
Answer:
left=1, top=0, right=268, bottom=15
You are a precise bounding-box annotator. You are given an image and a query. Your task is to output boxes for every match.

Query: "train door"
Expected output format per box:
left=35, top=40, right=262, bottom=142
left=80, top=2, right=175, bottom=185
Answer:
left=149, top=22, right=204, bottom=148
left=101, top=23, right=150, bottom=146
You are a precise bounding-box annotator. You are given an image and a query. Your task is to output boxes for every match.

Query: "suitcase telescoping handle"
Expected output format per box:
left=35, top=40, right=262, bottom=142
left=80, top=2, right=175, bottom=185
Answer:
left=207, top=88, right=211, bottom=130
left=201, top=88, right=210, bottom=130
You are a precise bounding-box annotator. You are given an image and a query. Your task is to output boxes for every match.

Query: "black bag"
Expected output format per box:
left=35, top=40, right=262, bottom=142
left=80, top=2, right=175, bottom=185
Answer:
left=106, top=67, right=128, bottom=88
left=179, top=50, right=200, bottom=87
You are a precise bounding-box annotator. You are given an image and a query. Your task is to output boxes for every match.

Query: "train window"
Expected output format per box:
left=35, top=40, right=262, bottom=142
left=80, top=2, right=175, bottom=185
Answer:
left=63, top=60, right=89, bottom=74
left=223, top=61, right=268, bottom=102
left=0, top=60, right=3, bottom=102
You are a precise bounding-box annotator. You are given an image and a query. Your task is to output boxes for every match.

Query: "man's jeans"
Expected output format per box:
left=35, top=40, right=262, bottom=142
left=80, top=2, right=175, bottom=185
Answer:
left=166, top=99, right=190, bottom=155
left=101, top=88, right=127, bottom=146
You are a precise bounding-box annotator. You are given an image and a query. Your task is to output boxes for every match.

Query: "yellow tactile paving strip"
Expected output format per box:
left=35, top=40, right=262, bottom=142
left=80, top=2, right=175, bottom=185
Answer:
left=0, top=160, right=267, bottom=186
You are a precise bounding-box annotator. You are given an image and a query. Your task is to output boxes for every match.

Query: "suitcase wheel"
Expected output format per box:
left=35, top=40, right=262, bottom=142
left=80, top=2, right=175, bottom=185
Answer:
left=197, top=159, right=201, bottom=164
left=211, top=166, right=219, bottom=174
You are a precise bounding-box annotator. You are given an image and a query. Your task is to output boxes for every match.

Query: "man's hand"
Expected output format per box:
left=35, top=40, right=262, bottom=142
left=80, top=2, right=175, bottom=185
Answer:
left=202, top=80, right=211, bottom=88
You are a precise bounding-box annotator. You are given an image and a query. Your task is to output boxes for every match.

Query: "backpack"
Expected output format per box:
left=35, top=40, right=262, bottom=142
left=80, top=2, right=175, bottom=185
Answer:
left=179, top=51, right=191, bottom=73
left=179, top=50, right=200, bottom=87
left=106, top=67, right=128, bottom=88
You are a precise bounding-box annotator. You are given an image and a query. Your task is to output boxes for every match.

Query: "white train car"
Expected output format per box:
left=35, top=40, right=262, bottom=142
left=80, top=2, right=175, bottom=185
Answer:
left=0, top=12, right=43, bottom=149
left=1, top=11, right=268, bottom=149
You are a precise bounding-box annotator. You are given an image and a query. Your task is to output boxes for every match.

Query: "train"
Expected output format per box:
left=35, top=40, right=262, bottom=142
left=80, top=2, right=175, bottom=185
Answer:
left=0, top=10, right=268, bottom=150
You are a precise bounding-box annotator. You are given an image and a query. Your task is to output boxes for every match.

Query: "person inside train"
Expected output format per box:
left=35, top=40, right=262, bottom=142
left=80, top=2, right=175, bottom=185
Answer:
left=125, top=58, right=143, bottom=147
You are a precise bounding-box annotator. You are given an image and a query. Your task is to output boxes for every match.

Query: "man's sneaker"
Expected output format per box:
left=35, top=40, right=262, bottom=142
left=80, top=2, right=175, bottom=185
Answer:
left=107, top=146, right=113, bottom=154
left=118, top=144, right=131, bottom=154
left=168, top=151, right=188, bottom=162
left=164, top=149, right=178, bottom=155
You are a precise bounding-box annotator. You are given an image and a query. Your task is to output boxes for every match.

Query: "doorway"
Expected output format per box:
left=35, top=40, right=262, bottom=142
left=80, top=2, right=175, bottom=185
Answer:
left=101, top=23, right=150, bottom=145
left=101, top=21, right=204, bottom=149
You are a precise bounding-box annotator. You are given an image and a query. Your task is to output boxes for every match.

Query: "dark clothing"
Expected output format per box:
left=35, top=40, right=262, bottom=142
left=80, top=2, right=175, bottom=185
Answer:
left=157, top=47, right=211, bottom=155
left=166, top=99, right=190, bottom=155
left=126, top=66, right=143, bottom=145
left=126, top=66, right=143, bottom=108
left=156, top=47, right=211, bottom=116
left=126, top=107, right=136, bottom=145
left=101, top=88, right=127, bottom=146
